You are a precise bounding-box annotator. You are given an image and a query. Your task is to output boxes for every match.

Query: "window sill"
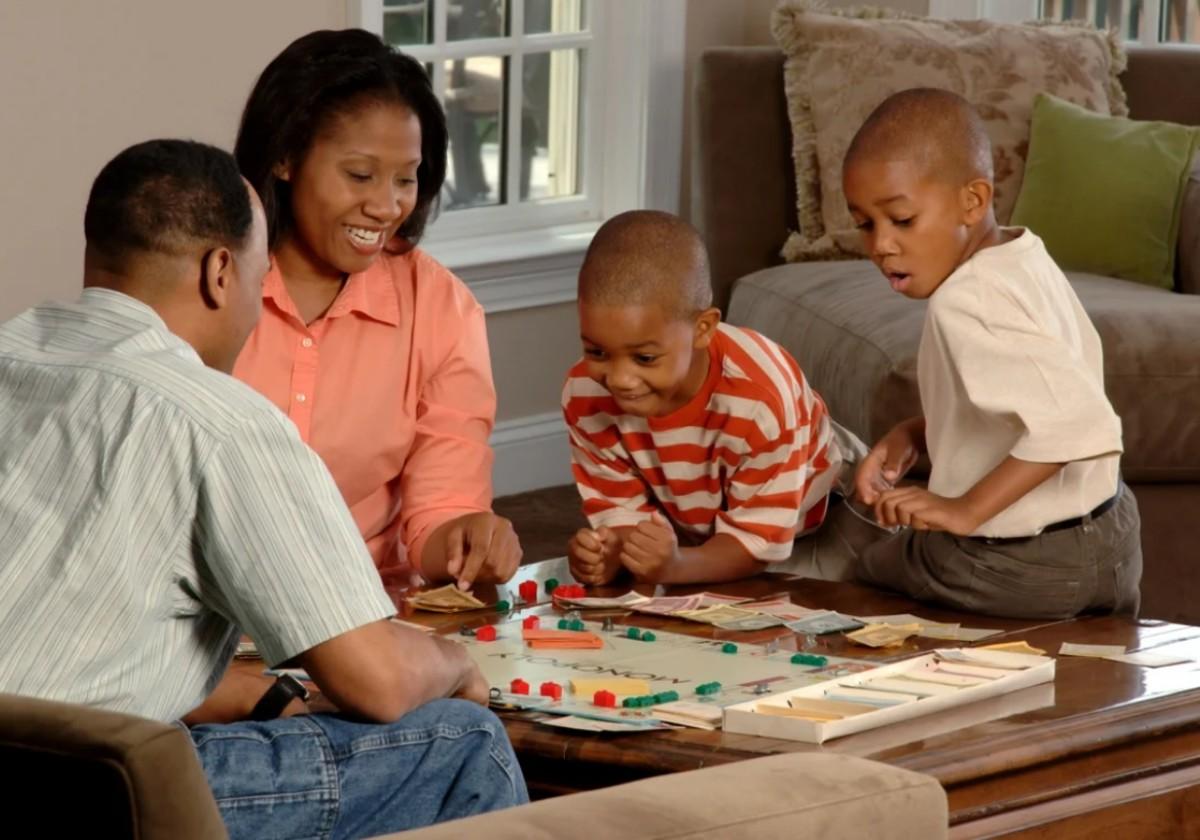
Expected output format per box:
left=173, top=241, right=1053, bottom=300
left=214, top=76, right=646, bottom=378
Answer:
left=422, top=221, right=599, bottom=314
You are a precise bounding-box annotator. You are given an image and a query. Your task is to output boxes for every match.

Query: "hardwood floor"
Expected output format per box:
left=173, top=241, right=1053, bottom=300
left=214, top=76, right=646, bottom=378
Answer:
left=494, top=484, right=587, bottom=564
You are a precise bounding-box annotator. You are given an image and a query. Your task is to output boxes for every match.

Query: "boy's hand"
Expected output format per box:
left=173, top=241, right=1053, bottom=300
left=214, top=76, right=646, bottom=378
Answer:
left=856, top=424, right=921, bottom=505
left=874, top=486, right=977, bottom=536
left=620, top=512, right=680, bottom=583
left=568, top=526, right=623, bottom=585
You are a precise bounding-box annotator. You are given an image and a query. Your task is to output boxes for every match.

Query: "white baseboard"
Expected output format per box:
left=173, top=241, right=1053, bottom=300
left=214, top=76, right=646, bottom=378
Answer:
left=490, top=411, right=573, bottom=497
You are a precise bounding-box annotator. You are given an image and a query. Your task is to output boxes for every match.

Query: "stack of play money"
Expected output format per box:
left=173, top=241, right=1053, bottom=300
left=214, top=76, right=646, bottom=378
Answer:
left=674, top=605, right=762, bottom=626
left=408, top=584, right=487, bottom=612
left=846, top=623, right=922, bottom=648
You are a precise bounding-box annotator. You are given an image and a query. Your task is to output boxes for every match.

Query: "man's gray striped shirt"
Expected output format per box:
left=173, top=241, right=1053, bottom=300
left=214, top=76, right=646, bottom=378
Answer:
left=0, top=289, right=395, bottom=722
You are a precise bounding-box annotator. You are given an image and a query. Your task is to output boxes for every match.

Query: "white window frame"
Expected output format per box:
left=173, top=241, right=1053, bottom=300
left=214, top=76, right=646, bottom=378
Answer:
left=958, top=0, right=1193, bottom=45
left=347, top=0, right=686, bottom=311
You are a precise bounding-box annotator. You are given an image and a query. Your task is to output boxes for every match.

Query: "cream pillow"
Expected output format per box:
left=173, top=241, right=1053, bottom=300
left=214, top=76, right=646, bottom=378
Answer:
left=772, top=0, right=1128, bottom=261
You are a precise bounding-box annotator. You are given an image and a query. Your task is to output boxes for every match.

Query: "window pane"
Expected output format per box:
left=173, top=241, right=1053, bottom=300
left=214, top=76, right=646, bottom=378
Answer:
left=520, top=49, right=583, bottom=202
left=1041, top=0, right=1142, bottom=38
left=383, top=0, right=432, bottom=46
left=443, top=56, right=507, bottom=209
left=1162, top=0, right=1200, bottom=42
left=447, top=0, right=508, bottom=41
left=524, top=0, right=587, bottom=34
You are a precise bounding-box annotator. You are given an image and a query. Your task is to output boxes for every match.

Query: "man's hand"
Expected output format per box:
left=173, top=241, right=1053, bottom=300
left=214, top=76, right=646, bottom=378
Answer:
left=873, top=486, right=978, bottom=535
left=568, top=526, right=623, bottom=585
left=431, top=634, right=489, bottom=705
left=620, top=512, right=680, bottom=583
left=452, top=660, right=492, bottom=706
left=182, top=665, right=308, bottom=726
left=443, top=512, right=523, bottom=589
left=855, top=420, right=923, bottom=505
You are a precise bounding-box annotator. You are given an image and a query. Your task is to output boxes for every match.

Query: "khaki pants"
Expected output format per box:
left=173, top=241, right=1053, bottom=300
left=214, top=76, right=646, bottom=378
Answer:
left=780, top=496, right=893, bottom=581
left=856, top=485, right=1143, bottom=620
left=776, top=422, right=889, bottom=582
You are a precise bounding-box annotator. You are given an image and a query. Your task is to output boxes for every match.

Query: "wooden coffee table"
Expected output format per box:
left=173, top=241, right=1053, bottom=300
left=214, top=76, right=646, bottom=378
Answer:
left=390, top=558, right=1200, bottom=838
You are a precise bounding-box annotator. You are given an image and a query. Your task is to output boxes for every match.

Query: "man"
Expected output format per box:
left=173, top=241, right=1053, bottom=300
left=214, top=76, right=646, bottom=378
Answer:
left=0, top=139, right=527, bottom=839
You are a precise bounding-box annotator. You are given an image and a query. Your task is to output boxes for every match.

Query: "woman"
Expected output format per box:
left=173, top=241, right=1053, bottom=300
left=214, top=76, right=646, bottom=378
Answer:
left=233, top=29, right=521, bottom=589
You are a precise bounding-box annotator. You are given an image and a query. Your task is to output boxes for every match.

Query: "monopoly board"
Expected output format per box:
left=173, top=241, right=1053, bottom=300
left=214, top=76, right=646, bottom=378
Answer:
left=460, top=618, right=875, bottom=726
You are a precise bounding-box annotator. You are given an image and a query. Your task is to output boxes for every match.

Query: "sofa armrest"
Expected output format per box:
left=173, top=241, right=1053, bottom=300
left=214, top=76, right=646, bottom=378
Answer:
left=0, top=693, right=227, bottom=839
left=384, top=752, right=948, bottom=840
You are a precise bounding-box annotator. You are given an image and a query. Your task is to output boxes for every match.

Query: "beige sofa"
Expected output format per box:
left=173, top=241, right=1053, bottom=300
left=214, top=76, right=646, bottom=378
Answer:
left=694, top=44, right=1200, bottom=624
left=1, top=692, right=948, bottom=839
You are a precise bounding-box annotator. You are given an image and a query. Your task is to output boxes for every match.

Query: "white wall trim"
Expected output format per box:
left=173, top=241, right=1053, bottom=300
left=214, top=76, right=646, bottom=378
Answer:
left=490, top=411, right=573, bottom=496
left=597, top=0, right=687, bottom=215
left=642, top=0, right=688, bottom=213
left=470, top=267, right=578, bottom=314
left=424, top=221, right=591, bottom=314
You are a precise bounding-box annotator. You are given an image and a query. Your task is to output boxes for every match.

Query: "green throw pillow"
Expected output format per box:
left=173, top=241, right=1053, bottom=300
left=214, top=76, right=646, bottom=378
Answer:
left=1011, top=92, right=1200, bottom=289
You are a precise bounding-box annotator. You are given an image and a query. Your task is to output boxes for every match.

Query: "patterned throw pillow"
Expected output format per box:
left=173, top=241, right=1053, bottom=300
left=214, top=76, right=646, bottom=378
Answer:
left=772, top=1, right=1127, bottom=261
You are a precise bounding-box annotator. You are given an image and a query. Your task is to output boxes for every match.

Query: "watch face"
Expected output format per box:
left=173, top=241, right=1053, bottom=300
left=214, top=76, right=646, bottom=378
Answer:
left=281, top=674, right=310, bottom=701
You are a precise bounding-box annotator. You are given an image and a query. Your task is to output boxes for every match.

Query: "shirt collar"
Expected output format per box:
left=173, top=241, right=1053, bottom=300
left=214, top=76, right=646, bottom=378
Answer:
left=80, top=286, right=172, bottom=331
left=76, top=287, right=202, bottom=363
left=262, top=258, right=401, bottom=327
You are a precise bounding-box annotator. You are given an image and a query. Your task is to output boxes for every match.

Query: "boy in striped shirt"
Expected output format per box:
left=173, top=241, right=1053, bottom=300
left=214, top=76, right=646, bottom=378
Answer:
left=564, top=210, right=845, bottom=585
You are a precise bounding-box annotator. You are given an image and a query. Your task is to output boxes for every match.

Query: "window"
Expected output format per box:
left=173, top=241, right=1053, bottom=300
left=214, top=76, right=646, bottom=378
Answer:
left=376, top=1, right=591, bottom=219
left=1038, top=1, right=1200, bottom=44
left=353, top=0, right=686, bottom=309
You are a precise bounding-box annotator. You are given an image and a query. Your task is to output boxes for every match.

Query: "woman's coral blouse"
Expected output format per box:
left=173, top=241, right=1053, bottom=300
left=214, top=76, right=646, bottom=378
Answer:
left=233, top=249, right=496, bottom=578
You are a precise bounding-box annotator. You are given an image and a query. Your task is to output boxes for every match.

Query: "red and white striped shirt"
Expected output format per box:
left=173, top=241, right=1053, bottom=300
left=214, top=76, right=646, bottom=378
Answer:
left=562, top=324, right=840, bottom=562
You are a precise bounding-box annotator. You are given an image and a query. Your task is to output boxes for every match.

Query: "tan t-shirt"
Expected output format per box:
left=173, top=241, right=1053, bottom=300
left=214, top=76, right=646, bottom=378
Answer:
left=919, top=228, right=1121, bottom=538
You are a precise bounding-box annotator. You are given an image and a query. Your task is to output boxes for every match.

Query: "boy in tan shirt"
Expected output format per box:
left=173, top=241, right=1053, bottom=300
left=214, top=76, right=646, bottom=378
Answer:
left=843, top=88, right=1142, bottom=619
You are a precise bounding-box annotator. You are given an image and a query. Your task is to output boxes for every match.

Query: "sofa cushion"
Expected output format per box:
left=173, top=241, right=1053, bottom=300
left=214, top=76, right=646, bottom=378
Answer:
left=771, top=0, right=1127, bottom=261
left=728, top=261, right=1200, bottom=482
left=382, top=752, right=947, bottom=839
left=1012, top=93, right=1200, bottom=289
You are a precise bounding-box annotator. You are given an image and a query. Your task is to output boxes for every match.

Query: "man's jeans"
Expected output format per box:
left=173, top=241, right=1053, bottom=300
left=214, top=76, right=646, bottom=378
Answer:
left=189, top=699, right=529, bottom=840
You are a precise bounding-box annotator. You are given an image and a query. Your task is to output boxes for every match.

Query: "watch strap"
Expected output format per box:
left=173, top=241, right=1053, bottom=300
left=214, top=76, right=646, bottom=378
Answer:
left=249, top=674, right=309, bottom=722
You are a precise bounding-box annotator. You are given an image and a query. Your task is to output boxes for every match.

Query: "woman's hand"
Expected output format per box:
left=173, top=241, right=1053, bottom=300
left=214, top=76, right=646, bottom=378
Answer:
left=442, top=512, right=523, bottom=589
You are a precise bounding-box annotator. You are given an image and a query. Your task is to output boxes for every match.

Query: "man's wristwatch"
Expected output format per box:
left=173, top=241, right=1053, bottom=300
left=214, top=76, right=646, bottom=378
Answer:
left=249, top=674, right=310, bottom=721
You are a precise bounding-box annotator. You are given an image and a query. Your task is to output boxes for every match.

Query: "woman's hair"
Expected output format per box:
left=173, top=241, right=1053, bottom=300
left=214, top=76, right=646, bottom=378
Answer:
left=235, top=29, right=447, bottom=252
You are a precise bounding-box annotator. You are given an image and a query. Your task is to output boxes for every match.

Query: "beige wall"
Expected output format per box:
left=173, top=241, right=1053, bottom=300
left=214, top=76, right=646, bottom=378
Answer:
left=0, top=0, right=576, bottom=429
left=0, top=0, right=344, bottom=319
left=0, top=0, right=932, bottom=442
left=488, top=301, right=580, bottom=422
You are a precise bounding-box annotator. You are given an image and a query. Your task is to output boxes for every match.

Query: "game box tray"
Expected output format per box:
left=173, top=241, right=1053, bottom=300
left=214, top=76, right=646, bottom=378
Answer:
left=723, top=648, right=1055, bottom=744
